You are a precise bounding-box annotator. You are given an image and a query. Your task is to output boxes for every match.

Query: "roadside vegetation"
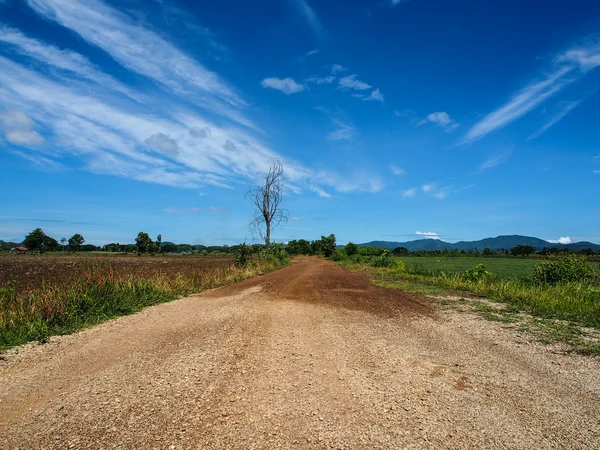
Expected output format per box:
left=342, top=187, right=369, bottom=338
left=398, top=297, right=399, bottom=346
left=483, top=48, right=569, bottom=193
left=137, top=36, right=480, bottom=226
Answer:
left=333, top=244, right=600, bottom=354
left=0, top=249, right=287, bottom=351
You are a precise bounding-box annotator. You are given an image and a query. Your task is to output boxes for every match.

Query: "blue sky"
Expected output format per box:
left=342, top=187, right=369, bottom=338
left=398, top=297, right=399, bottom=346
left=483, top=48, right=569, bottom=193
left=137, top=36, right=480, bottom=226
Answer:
left=1, top=0, right=599, bottom=246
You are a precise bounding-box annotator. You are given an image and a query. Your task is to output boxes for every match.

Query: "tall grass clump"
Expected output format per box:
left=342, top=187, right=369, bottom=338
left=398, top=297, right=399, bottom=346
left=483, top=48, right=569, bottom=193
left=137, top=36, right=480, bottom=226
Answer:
left=0, top=257, right=283, bottom=350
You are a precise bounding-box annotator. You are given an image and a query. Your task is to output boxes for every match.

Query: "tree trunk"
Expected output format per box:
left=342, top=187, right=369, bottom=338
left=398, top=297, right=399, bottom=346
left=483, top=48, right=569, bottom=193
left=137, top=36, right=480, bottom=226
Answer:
left=265, top=221, right=271, bottom=248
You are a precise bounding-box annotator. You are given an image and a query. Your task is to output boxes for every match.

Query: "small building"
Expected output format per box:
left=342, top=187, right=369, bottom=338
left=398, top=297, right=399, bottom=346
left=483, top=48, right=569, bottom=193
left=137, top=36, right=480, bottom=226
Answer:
left=10, top=246, right=29, bottom=255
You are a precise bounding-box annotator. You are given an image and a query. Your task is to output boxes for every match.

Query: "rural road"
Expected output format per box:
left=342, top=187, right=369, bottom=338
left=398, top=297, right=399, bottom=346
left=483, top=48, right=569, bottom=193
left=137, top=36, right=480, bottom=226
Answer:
left=1, top=258, right=599, bottom=449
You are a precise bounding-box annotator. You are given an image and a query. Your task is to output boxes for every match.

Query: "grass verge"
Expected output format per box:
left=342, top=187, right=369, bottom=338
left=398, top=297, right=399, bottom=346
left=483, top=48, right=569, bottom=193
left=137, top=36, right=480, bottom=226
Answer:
left=341, top=262, right=600, bottom=355
left=0, top=259, right=281, bottom=351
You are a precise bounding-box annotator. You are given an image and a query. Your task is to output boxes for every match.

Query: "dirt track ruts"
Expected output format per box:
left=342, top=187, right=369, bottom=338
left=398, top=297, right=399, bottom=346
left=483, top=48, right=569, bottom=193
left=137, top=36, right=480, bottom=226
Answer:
left=1, top=257, right=599, bottom=449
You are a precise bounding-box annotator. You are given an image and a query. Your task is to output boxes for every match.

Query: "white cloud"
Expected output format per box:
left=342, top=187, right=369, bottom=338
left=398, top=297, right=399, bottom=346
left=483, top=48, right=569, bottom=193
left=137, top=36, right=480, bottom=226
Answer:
left=422, top=183, right=435, bottom=193
left=309, top=185, right=332, bottom=198
left=464, top=38, right=600, bottom=144
left=338, top=74, right=372, bottom=91
left=297, top=48, right=320, bottom=61
left=290, top=0, right=324, bottom=37
left=261, top=77, right=305, bottom=94
left=557, top=41, right=600, bottom=71
left=433, top=188, right=450, bottom=200
left=402, top=188, right=416, bottom=197
left=528, top=100, right=583, bottom=140
left=418, top=111, right=459, bottom=131
left=289, top=216, right=302, bottom=222
left=145, top=133, right=179, bottom=155
left=363, top=88, right=385, bottom=103
left=189, top=127, right=211, bottom=138
left=593, top=170, right=600, bottom=175
left=306, top=75, right=336, bottom=84
left=0, top=26, right=140, bottom=102
left=390, top=164, right=406, bottom=175
left=476, top=153, right=510, bottom=173
left=548, top=236, right=572, bottom=244
left=0, top=110, right=45, bottom=146
left=330, top=64, right=346, bottom=75
left=416, top=231, right=440, bottom=239
left=327, top=120, right=355, bottom=141
left=163, top=207, right=200, bottom=214
left=0, top=3, right=380, bottom=198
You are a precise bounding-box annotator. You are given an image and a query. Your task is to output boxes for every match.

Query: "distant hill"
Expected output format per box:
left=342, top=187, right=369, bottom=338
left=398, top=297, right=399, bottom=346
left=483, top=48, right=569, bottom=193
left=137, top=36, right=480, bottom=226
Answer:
left=0, top=240, right=19, bottom=250
left=358, top=235, right=600, bottom=252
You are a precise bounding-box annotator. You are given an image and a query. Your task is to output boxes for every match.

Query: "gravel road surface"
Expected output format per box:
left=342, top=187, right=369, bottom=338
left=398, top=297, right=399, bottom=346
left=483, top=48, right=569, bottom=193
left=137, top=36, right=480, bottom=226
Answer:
left=1, top=257, right=599, bottom=449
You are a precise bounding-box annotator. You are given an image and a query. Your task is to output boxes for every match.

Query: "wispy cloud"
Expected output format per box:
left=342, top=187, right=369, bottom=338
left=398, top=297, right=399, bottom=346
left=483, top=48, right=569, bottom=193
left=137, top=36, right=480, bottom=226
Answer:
left=416, top=231, right=440, bottom=239
left=593, top=170, right=600, bottom=175
left=207, top=206, right=227, bottom=212
left=363, top=88, right=385, bottom=103
left=422, top=183, right=435, bottom=193
left=163, top=207, right=201, bottom=214
left=327, top=120, right=355, bottom=141
left=145, top=133, right=180, bottom=155
left=402, top=187, right=416, bottom=197
left=464, top=37, right=600, bottom=143
left=0, top=110, right=44, bottom=146
left=289, top=0, right=324, bottom=37
left=0, top=25, right=140, bottom=102
left=306, top=75, right=336, bottom=84
left=330, top=64, right=347, bottom=75
left=390, top=164, right=406, bottom=175
left=421, top=183, right=451, bottom=199
left=548, top=236, right=572, bottom=244
left=390, top=0, right=409, bottom=6
left=25, top=0, right=243, bottom=113
left=261, top=77, right=305, bottom=94
left=418, top=112, right=459, bottom=131
left=338, top=74, right=372, bottom=91
left=475, top=152, right=510, bottom=173
left=528, top=100, right=584, bottom=140
left=0, top=0, right=379, bottom=198
left=289, top=216, right=302, bottom=222
left=297, top=48, right=320, bottom=62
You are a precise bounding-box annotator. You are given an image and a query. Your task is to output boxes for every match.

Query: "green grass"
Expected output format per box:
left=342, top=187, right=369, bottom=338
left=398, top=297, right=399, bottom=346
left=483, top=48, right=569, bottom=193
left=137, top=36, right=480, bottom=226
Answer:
left=398, top=256, right=600, bottom=280
left=0, top=259, right=283, bottom=351
left=340, top=258, right=600, bottom=354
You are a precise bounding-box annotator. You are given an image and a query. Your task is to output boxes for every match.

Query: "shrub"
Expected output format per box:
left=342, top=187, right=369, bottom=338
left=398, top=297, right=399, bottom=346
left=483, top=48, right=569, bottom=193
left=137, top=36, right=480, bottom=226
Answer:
left=258, top=243, right=288, bottom=265
left=532, top=255, right=596, bottom=285
left=330, top=249, right=347, bottom=261
left=345, top=242, right=358, bottom=256
left=235, top=242, right=252, bottom=267
left=462, top=263, right=491, bottom=282
left=369, top=252, right=405, bottom=271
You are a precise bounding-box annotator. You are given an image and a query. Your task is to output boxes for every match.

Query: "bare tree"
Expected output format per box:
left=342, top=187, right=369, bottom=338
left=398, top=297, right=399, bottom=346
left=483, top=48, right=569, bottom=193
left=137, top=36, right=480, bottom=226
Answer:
left=246, top=160, right=289, bottom=247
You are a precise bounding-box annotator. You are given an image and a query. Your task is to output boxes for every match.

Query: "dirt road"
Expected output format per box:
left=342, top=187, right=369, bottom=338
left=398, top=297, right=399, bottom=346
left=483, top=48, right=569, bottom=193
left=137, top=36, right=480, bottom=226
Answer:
left=1, top=258, right=599, bottom=449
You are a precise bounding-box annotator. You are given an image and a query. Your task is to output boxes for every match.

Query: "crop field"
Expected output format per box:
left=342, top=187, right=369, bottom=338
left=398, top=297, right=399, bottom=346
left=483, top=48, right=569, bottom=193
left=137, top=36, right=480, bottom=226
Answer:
left=0, top=253, right=278, bottom=350
left=0, top=253, right=235, bottom=293
left=398, top=256, right=600, bottom=280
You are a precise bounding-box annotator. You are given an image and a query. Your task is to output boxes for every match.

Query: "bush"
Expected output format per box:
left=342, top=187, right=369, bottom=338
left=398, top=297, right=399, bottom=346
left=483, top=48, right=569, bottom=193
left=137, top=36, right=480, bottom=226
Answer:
left=345, top=242, right=358, bottom=256
left=532, top=255, right=596, bottom=285
left=330, top=249, right=347, bottom=261
left=369, top=253, right=405, bottom=271
left=235, top=242, right=252, bottom=267
left=462, top=263, right=491, bottom=282
left=258, top=243, right=288, bottom=265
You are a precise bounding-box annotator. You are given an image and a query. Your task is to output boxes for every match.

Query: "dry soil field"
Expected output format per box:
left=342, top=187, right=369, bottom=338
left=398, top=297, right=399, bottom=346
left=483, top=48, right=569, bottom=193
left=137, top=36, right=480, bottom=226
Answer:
left=1, top=257, right=599, bottom=449
left=0, top=254, right=235, bottom=293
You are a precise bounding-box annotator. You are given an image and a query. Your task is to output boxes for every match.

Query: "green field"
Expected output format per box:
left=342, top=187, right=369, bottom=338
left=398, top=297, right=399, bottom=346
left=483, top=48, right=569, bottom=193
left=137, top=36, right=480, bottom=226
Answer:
left=398, top=256, right=600, bottom=280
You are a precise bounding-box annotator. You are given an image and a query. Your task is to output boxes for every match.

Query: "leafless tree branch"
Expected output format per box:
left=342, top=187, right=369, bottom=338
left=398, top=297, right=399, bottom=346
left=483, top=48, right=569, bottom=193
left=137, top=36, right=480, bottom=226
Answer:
left=245, top=160, right=289, bottom=247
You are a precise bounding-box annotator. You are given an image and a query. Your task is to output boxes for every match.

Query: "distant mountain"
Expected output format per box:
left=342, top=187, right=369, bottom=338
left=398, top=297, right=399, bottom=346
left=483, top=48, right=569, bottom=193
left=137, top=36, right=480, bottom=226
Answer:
left=0, top=240, right=19, bottom=250
left=358, top=235, right=600, bottom=252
